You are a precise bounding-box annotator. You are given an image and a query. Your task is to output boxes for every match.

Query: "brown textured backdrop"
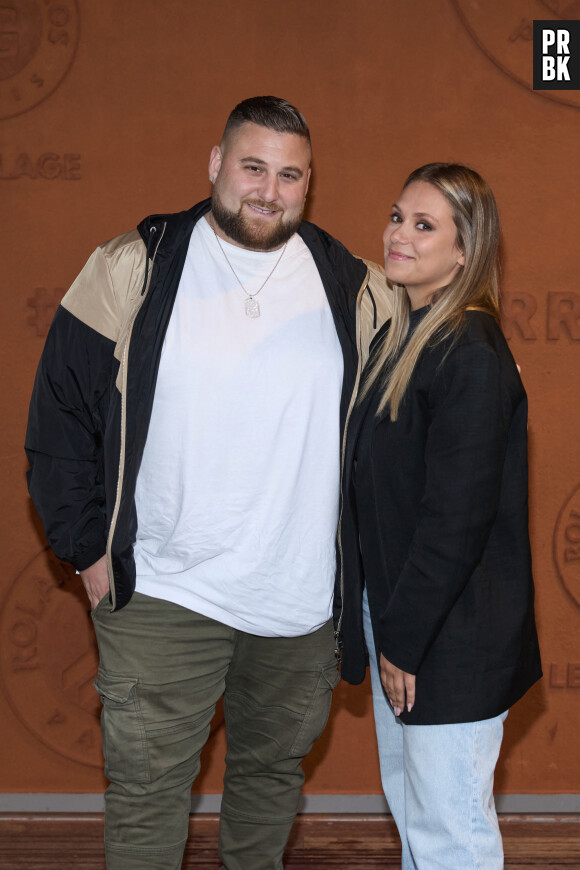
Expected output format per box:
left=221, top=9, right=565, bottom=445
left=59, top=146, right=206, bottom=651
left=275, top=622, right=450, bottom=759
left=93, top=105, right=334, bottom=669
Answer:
left=1, top=0, right=579, bottom=798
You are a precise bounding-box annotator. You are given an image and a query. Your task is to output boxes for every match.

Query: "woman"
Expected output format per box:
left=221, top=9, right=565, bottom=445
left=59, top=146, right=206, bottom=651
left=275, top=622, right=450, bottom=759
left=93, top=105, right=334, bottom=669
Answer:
left=338, top=164, right=542, bottom=869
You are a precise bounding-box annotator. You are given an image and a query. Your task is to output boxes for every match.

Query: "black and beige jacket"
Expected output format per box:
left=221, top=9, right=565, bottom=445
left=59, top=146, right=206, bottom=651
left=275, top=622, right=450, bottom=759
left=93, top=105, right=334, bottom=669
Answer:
left=26, top=199, right=390, bottom=612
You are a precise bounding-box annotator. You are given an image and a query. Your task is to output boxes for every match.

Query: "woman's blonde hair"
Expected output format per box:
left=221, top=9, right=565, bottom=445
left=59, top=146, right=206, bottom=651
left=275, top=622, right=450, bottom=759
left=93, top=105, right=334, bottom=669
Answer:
left=361, top=163, right=501, bottom=420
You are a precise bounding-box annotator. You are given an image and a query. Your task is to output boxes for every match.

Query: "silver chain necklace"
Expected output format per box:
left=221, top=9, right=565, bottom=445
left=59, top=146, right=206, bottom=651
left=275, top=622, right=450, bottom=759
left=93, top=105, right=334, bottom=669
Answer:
left=211, top=221, right=287, bottom=318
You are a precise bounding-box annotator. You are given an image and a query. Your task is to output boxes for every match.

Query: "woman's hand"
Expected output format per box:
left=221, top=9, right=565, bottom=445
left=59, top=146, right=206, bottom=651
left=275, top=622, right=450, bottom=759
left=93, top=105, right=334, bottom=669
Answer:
left=380, top=653, right=415, bottom=716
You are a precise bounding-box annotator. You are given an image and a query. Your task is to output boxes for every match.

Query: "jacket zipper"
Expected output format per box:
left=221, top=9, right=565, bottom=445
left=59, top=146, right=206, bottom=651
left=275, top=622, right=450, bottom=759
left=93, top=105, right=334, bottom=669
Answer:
left=335, top=268, right=369, bottom=660
left=106, top=221, right=166, bottom=608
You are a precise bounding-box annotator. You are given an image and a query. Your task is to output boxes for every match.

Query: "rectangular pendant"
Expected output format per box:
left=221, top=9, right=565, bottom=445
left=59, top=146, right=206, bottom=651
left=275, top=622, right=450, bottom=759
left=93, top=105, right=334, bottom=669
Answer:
left=245, top=298, right=260, bottom=318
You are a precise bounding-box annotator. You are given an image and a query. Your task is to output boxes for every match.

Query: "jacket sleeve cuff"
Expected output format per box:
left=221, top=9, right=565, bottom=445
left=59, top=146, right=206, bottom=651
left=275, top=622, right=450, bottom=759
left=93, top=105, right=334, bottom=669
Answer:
left=71, top=541, right=107, bottom=572
left=379, top=635, right=422, bottom=676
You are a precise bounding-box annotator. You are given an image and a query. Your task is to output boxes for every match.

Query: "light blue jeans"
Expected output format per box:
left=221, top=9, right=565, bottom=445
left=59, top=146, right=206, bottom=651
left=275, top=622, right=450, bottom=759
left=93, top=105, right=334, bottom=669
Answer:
left=362, top=588, right=507, bottom=870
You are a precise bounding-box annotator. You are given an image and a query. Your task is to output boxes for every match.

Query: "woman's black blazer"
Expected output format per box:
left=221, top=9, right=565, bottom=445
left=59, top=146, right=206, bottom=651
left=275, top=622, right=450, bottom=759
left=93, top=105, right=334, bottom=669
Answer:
left=338, top=309, right=542, bottom=724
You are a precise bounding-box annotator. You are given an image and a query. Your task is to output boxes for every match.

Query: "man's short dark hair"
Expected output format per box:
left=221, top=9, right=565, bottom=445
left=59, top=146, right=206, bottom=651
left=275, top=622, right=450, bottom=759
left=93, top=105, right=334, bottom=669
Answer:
left=223, top=96, right=311, bottom=145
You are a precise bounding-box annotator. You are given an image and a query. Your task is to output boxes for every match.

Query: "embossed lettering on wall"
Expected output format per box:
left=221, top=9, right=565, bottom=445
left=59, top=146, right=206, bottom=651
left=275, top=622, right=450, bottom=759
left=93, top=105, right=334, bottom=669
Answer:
left=0, top=0, right=80, bottom=120
left=27, top=287, right=63, bottom=336
left=451, top=0, right=580, bottom=110
left=0, top=152, right=81, bottom=179
left=0, top=549, right=102, bottom=767
left=553, top=484, right=580, bottom=608
left=502, top=291, right=580, bottom=341
left=549, top=662, right=580, bottom=688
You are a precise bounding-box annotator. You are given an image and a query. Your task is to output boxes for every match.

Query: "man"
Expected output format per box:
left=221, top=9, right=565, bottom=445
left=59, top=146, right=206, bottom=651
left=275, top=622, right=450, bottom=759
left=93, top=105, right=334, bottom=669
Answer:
left=26, top=96, right=388, bottom=870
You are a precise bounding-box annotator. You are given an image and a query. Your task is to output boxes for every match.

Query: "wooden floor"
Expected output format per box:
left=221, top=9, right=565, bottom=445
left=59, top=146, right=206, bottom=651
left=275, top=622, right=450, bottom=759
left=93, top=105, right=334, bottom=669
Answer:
left=1, top=814, right=579, bottom=868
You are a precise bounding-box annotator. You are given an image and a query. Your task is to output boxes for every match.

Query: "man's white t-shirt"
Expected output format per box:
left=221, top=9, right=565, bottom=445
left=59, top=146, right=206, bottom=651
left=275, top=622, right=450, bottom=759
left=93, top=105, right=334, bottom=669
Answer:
left=133, top=217, right=343, bottom=636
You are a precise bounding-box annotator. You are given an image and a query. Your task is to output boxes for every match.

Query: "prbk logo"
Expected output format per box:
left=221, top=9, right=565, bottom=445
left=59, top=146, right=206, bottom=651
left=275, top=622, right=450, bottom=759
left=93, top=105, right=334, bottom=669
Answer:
left=533, top=20, right=580, bottom=89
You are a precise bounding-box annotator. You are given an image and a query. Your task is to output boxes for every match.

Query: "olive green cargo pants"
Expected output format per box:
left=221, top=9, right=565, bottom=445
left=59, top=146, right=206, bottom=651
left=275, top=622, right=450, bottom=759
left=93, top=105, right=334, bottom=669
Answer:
left=91, top=592, right=339, bottom=870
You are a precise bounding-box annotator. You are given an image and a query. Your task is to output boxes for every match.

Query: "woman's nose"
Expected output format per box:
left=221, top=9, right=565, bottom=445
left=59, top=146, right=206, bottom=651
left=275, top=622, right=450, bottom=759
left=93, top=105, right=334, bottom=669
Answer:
left=384, top=224, right=406, bottom=248
left=389, top=224, right=407, bottom=244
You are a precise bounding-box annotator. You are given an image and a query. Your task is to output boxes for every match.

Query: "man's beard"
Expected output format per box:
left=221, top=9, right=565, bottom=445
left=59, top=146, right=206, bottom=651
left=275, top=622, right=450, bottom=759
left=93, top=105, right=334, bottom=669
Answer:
left=211, top=191, right=303, bottom=251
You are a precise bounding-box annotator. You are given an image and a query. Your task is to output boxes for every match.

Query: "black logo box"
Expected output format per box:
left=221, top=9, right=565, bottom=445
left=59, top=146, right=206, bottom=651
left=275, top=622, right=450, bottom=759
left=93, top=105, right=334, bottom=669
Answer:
left=533, top=21, right=580, bottom=90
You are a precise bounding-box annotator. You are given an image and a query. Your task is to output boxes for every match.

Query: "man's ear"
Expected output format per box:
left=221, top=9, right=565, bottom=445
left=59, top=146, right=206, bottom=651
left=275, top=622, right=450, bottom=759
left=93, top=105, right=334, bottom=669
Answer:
left=208, top=145, right=222, bottom=182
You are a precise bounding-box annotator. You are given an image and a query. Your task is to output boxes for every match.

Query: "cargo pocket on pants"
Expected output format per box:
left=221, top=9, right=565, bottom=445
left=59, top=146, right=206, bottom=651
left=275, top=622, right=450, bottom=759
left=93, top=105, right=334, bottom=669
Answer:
left=94, top=671, right=150, bottom=784
left=289, top=660, right=341, bottom=758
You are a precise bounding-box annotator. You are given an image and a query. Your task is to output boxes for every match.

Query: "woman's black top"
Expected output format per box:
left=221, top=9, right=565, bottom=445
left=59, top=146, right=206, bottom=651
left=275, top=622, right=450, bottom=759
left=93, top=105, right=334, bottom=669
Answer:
left=338, top=307, right=542, bottom=724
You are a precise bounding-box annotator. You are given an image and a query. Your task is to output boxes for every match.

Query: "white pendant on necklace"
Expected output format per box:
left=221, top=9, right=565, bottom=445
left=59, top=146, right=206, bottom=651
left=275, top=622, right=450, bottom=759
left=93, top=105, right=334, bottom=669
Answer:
left=245, top=297, right=260, bottom=318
